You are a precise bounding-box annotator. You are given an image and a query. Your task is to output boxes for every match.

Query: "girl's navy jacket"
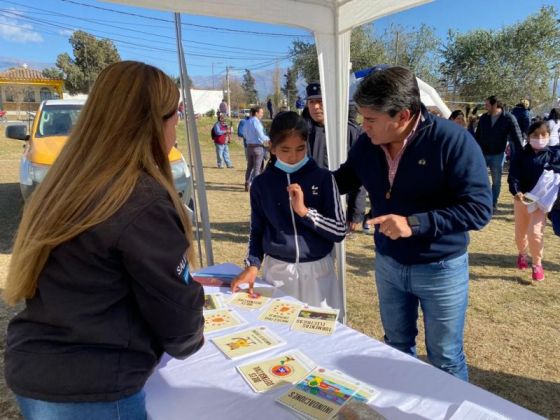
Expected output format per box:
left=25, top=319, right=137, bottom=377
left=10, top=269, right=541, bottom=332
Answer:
left=508, top=144, right=560, bottom=195
left=246, top=159, right=346, bottom=269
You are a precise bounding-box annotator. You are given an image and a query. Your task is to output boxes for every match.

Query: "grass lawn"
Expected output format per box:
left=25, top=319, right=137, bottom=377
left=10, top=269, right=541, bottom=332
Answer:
left=0, top=117, right=558, bottom=418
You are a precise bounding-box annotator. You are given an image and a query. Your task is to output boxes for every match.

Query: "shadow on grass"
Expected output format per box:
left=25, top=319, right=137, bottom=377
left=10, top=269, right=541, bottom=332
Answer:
left=469, top=252, right=560, bottom=271
left=209, top=221, right=250, bottom=245
left=0, top=183, right=23, bottom=255
left=204, top=181, right=246, bottom=193
left=345, top=250, right=375, bottom=277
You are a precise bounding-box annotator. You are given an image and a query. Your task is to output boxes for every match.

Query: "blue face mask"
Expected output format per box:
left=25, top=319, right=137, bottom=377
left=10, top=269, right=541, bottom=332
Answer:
left=274, top=155, right=309, bottom=174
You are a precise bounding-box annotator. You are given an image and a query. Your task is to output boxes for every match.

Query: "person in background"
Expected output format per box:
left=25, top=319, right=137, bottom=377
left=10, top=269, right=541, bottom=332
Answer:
left=449, top=110, right=467, bottom=128
left=3, top=61, right=204, bottom=419
left=231, top=111, right=346, bottom=309
left=237, top=115, right=250, bottom=161
left=244, top=106, right=269, bottom=191
left=467, top=114, right=479, bottom=138
left=334, top=66, right=492, bottom=381
left=508, top=121, right=560, bottom=282
left=295, top=96, right=305, bottom=115
left=211, top=113, right=233, bottom=169
left=475, top=95, right=524, bottom=212
left=219, top=99, right=229, bottom=117
left=302, top=82, right=367, bottom=232
left=511, top=99, right=531, bottom=138
left=546, top=108, right=560, bottom=147
left=267, top=98, right=274, bottom=119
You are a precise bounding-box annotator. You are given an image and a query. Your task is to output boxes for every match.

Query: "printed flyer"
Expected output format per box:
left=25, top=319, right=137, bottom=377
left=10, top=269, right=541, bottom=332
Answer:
left=258, top=299, right=303, bottom=325
left=290, top=306, right=339, bottom=336
left=276, top=367, right=361, bottom=420
left=228, top=290, right=271, bottom=311
left=203, top=293, right=225, bottom=311
left=237, top=350, right=316, bottom=393
left=212, top=326, right=285, bottom=360
left=204, top=309, right=247, bottom=334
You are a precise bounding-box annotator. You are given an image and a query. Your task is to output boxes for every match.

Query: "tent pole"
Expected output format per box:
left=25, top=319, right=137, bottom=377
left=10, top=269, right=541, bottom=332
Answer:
left=174, top=12, right=214, bottom=266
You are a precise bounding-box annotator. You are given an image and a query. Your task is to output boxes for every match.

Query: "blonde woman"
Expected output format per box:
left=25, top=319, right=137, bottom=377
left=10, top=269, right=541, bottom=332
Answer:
left=4, top=61, right=204, bottom=419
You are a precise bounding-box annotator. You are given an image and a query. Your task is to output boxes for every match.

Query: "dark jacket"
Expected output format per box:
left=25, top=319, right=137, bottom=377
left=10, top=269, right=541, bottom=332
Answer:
left=5, top=174, right=205, bottom=402
left=508, top=144, right=560, bottom=195
left=246, top=159, right=346, bottom=268
left=510, top=104, right=531, bottom=135
left=334, top=106, right=492, bottom=265
left=475, top=111, right=523, bottom=156
left=305, top=117, right=367, bottom=223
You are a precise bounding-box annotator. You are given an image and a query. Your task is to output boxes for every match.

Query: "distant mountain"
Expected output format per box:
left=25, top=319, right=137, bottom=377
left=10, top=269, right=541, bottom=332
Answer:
left=0, top=56, right=54, bottom=72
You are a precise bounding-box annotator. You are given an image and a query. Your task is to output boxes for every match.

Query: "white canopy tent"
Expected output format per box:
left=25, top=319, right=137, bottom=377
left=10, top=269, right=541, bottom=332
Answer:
left=105, top=0, right=433, bottom=322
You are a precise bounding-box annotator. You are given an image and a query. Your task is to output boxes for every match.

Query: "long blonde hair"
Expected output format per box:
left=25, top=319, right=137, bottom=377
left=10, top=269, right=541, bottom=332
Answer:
left=4, top=61, right=195, bottom=305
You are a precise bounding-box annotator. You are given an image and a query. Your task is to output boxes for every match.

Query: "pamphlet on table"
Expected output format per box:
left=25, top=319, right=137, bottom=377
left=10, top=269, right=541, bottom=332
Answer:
left=212, top=326, right=285, bottom=360
left=291, top=306, right=339, bottom=336
left=258, top=299, right=303, bottom=325
left=276, top=367, right=362, bottom=420
left=237, top=350, right=316, bottom=393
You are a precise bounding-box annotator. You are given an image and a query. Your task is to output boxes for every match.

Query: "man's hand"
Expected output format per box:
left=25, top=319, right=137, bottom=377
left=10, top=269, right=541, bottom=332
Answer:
left=230, top=266, right=258, bottom=295
left=514, top=192, right=524, bottom=201
left=369, top=214, right=412, bottom=240
left=287, top=183, right=308, bottom=217
left=347, top=222, right=360, bottom=232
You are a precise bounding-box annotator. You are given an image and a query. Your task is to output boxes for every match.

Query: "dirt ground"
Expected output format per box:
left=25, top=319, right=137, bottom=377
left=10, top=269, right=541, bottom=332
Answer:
left=0, top=119, right=559, bottom=418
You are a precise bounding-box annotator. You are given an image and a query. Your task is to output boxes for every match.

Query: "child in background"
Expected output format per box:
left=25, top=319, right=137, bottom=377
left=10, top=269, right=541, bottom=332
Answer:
left=508, top=121, right=560, bottom=281
left=231, top=111, right=347, bottom=309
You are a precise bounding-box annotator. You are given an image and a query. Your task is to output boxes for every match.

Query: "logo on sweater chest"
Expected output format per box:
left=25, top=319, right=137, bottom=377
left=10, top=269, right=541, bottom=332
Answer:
left=311, top=185, right=319, bottom=195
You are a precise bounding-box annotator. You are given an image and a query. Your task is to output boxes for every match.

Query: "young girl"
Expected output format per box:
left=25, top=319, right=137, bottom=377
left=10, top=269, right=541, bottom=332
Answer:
left=508, top=121, right=560, bottom=281
left=231, top=111, right=347, bottom=309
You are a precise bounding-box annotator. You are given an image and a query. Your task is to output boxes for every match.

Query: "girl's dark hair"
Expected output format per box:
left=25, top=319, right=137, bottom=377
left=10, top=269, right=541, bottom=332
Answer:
left=549, top=108, right=559, bottom=123
left=527, top=120, right=550, bottom=137
left=449, top=110, right=464, bottom=120
left=269, top=111, right=308, bottom=147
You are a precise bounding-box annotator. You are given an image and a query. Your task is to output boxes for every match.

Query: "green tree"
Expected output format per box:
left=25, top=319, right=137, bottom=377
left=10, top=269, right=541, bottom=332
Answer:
left=290, top=26, right=389, bottom=83
left=242, top=69, right=258, bottom=105
left=42, top=67, right=63, bottom=80
left=282, top=66, right=298, bottom=108
left=56, top=31, right=120, bottom=94
left=382, top=23, right=440, bottom=85
left=173, top=75, right=194, bottom=89
left=441, top=6, right=560, bottom=107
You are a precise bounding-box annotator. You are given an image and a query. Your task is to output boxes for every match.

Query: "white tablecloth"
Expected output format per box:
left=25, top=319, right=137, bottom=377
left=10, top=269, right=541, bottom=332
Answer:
left=145, top=264, right=542, bottom=420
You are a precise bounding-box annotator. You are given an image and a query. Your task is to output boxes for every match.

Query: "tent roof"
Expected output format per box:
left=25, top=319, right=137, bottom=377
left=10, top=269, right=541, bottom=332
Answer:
left=105, top=0, right=431, bottom=34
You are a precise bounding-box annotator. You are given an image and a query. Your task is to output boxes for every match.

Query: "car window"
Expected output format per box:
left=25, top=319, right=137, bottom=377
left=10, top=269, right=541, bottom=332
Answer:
left=36, top=105, right=82, bottom=138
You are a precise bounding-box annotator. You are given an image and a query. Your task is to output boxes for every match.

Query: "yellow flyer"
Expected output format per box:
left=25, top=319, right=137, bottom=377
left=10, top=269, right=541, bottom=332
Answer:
left=204, top=309, right=247, bottom=334
left=203, top=293, right=225, bottom=311
left=290, top=306, right=339, bottom=336
left=237, top=350, right=316, bottom=393
left=211, top=326, right=285, bottom=360
left=276, top=367, right=361, bottom=420
left=228, top=290, right=271, bottom=311
left=258, top=299, right=303, bottom=325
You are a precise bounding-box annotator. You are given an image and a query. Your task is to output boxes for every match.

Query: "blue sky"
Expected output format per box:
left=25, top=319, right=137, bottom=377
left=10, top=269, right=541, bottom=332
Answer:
left=0, top=0, right=557, bottom=91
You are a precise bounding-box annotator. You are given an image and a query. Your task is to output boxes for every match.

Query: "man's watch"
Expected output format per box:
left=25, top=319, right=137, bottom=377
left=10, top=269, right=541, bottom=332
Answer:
left=407, top=215, right=421, bottom=234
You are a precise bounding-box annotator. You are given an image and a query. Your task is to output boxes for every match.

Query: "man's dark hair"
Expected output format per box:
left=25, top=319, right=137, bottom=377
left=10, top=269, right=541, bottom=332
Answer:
left=486, top=95, right=503, bottom=109
left=353, top=66, right=421, bottom=117
left=250, top=106, right=263, bottom=116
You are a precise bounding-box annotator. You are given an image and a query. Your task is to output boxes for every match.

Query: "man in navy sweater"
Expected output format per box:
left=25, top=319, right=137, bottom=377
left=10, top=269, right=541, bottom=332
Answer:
left=334, top=66, right=492, bottom=381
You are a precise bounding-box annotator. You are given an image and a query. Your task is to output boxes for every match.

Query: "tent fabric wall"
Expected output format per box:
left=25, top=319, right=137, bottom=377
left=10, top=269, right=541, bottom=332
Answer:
left=188, top=90, right=223, bottom=116
left=103, top=0, right=434, bottom=322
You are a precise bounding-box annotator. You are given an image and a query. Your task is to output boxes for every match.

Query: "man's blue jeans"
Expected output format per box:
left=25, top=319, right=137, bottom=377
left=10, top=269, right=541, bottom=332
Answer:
left=484, top=153, right=505, bottom=208
left=375, top=252, right=469, bottom=381
left=16, top=390, right=146, bottom=420
left=214, top=143, right=232, bottom=168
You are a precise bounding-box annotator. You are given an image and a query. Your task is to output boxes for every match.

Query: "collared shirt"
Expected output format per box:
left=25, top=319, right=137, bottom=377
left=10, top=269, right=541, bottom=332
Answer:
left=381, top=113, right=422, bottom=186
left=244, top=116, right=269, bottom=145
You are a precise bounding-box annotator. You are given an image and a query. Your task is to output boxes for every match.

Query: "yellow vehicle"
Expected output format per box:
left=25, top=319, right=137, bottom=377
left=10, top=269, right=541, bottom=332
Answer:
left=5, top=99, right=192, bottom=206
